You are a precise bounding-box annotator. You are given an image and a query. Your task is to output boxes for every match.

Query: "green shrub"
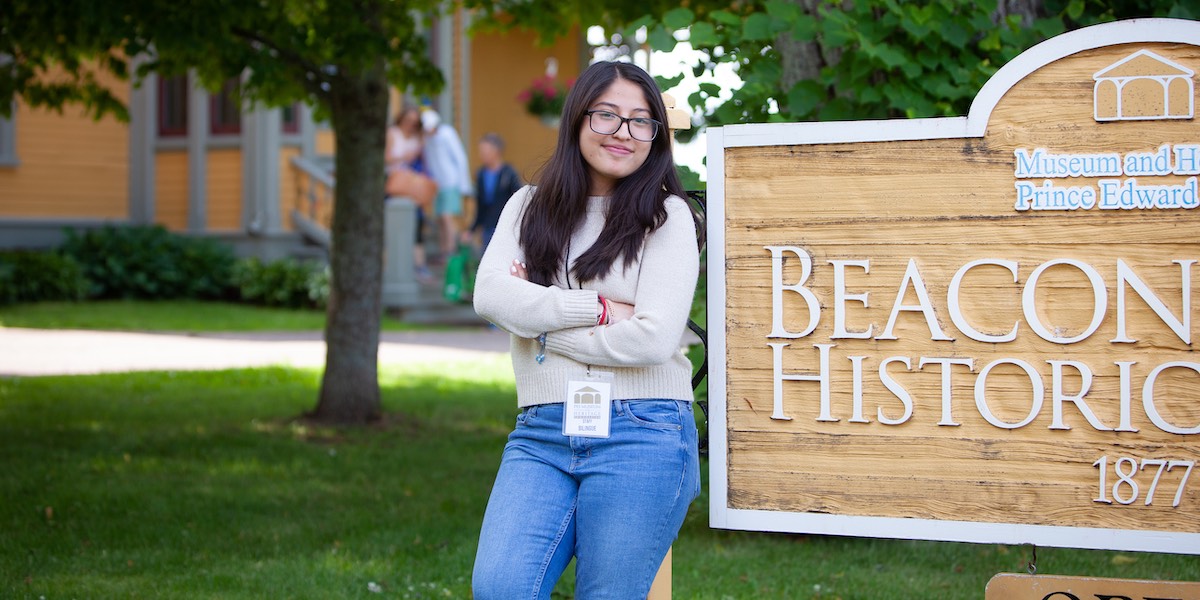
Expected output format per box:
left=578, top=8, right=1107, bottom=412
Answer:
left=231, top=257, right=328, bottom=309
left=60, top=225, right=236, bottom=300
left=0, top=250, right=89, bottom=305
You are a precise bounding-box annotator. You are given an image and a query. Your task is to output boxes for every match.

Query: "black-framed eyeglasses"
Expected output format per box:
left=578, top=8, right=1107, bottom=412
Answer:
left=585, top=110, right=661, bottom=142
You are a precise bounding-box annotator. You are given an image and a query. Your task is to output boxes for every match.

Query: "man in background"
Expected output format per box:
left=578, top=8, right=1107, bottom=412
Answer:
left=467, top=133, right=522, bottom=250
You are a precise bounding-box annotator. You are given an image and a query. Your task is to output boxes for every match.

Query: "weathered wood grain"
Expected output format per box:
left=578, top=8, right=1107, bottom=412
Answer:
left=718, top=41, right=1200, bottom=534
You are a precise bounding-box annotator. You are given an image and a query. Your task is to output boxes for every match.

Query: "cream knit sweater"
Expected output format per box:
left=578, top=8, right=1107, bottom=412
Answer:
left=474, top=186, right=699, bottom=408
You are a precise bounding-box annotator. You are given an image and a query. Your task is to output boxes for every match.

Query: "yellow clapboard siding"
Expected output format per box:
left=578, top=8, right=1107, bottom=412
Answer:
left=0, top=75, right=129, bottom=219
left=206, top=148, right=243, bottom=231
left=155, top=151, right=188, bottom=231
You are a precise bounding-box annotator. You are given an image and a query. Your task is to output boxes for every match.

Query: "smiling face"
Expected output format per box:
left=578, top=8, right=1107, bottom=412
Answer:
left=579, top=77, right=653, bottom=196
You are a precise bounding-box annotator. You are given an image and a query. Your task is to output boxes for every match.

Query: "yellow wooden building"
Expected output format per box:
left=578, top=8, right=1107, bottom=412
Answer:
left=0, top=12, right=583, bottom=258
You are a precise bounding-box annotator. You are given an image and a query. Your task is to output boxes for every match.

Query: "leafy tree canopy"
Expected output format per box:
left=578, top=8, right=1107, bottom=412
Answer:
left=0, top=0, right=444, bottom=120
left=470, top=0, right=1191, bottom=131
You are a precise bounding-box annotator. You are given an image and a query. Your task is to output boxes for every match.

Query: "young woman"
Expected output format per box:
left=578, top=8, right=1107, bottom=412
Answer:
left=472, top=61, right=701, bottom=599
left=385, top=104, right=435, bottom=283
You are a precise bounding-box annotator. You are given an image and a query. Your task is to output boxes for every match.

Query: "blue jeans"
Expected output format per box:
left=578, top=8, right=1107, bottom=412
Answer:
left=472, top=400, right=701, bottom=600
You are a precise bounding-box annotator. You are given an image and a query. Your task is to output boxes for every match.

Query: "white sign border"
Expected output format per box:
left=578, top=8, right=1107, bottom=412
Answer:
left=706, top=18, right=1200, bottom=555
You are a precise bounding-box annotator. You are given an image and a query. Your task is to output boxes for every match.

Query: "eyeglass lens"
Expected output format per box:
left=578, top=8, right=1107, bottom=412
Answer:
left=589, top=111, right=658, bottom=141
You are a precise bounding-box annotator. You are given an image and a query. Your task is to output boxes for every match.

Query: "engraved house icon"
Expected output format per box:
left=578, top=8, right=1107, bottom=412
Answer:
left=573, top=386, right=602, bottom=404
left=1093, top=49, right=1194, bottom=122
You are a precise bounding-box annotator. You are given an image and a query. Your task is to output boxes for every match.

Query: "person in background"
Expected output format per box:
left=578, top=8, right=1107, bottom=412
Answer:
left=386, top=104, right=434, bottom=283
left=421, top=109, right=473, bottom=261
left=385, top=105, right=423, bottom=171
left=467, top=133, right=523, bottom=250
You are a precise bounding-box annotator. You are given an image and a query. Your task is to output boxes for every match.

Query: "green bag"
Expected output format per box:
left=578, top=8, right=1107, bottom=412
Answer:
left=442, top=244, right=475, bottom=303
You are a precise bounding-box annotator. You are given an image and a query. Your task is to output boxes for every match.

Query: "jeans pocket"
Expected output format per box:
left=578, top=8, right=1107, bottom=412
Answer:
left=515, top=405, right=537, bottom=426
left=620, top=400, right=683, bottom=430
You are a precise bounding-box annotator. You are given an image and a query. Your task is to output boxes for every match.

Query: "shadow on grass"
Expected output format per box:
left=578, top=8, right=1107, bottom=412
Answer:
left=1, top=362, right=1196, bottom=599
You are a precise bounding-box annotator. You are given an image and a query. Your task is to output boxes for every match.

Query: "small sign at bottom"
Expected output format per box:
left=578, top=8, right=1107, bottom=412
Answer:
left=986, top=573, right=1200, bottom=599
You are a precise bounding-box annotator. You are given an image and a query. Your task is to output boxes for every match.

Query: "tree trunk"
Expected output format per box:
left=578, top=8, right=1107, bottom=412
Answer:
left=994, top=0, right=1044, bottom=27
left=777, top=0, right=825, bottom=92
left=310, top=62, right=390, bottom=425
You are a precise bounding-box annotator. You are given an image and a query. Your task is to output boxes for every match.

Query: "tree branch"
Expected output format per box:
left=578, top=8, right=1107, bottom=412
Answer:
left=228, top=25, right=330, bottom=100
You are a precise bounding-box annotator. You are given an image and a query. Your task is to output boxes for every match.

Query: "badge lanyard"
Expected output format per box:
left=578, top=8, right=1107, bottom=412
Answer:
left=559, top=237, right=614, bottom=438
left=564, top=368, right=614, bottom=438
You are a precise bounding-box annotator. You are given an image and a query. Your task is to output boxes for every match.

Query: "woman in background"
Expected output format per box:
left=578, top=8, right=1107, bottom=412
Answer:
left=385, top=104, right=434, bottom=283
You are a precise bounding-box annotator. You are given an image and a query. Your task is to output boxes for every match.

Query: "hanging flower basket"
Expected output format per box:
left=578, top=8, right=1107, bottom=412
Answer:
left=518, top=75, right=573, bottom=126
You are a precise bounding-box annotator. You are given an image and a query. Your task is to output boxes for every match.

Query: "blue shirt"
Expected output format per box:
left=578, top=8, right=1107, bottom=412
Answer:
left=481, top=168, right=501, bottom=205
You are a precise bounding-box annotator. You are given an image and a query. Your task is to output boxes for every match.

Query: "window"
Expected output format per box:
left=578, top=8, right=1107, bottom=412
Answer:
left=0, top=108, right=15, bottom=166
left=158, top=75, right=189, bottom=137
left=209, top=78, right=241, bottom=135
left=281, top=102, right=300, bottom=134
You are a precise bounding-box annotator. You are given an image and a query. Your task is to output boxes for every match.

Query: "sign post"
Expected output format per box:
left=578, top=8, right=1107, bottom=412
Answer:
left=707, top=18, right=1200, bottom=554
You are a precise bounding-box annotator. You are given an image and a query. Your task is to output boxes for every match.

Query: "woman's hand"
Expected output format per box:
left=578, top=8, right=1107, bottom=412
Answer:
left=510, top=259, right=528, bottom=281
left=606, top=300, right=634, bottom=324
left=509, top=258, right=633, bottom=325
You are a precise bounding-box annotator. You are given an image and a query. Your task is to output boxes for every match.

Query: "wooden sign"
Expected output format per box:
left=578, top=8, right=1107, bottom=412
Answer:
left=986, top=573, right=1200, bottom=599
left=706, top=18, right=1200, bottom=554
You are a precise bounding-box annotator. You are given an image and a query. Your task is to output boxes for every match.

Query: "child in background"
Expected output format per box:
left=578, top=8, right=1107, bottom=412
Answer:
left=468, top=133, right=523, bottom=250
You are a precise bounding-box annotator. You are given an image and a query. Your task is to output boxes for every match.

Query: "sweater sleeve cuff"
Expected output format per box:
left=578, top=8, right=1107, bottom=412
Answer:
left=543, top=328, right=583, bottom=357
left=559, top=289, right=600, bottom=329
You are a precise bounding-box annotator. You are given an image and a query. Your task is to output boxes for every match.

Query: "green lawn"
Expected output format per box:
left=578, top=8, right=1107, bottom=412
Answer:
left=0, top=300, right=436, bottom=332
left=2, top=361, right=1196, bottom=599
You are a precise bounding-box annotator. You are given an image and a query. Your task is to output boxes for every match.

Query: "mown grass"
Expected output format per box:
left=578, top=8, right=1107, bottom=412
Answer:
left=0, top=300, right=436, bottom=332
left=2, top=360, right=1196, bottom=599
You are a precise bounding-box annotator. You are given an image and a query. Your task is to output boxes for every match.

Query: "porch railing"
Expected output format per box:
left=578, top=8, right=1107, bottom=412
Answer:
left=289, top=154, right=334, bottom=249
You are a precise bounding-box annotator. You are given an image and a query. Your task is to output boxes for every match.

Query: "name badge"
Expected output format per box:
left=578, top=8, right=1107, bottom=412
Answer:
left=563, top=371, right=614, bottom=438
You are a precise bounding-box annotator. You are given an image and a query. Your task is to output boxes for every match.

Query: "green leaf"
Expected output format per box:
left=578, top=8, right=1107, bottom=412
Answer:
left=941, top=20, right=969, bottom=49
left=1066, top=0, right=1085, bottom=20
left=715, top=98, right=748, bottom=124
left=709, top=10, right=743, bottom=26
left=689, top=22, right=719, bottom=47
left=978, top=29, right=1001, bottom=51
left=764, top=0, right=801, bottom=21
left=743, top=12, right=774, bottom=41
left=786, top=80, right=825, bottom=118
left=647, top=25, right=678, bottom=52
left=662, top=7, right=695, bottom=31
left=621, top=14, right=657, bottom=39
left=818, top=97, right=856, bottom=121
left=900, top=17, right=931, bottom=39
left=874, top=44, right=906, bottom=69
left=698, top=82, right=722, bottom=96
left=654, top=73, right=685, bottom=91
left=790, top=14, right=818, bottom=40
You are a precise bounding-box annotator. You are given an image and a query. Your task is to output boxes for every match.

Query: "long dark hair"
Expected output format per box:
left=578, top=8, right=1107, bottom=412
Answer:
left=520, top=61, right=688, bottom=287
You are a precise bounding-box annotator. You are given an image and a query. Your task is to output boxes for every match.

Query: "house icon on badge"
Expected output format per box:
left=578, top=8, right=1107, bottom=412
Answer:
left=573, top=386, right=602, bottom=404
left=1093, top=49, right=1195, bottom=122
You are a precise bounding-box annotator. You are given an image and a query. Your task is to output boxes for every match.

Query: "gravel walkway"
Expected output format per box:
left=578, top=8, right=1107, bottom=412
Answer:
left=0, top=327, right=511, bottom=376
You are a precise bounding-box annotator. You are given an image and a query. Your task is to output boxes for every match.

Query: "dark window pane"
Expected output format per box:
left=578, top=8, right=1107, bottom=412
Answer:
left=210, top=78, right=241, bottom=135
left=281, top=103, right=300, bottom=134
left=158, top=75, right=188, bottom=137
